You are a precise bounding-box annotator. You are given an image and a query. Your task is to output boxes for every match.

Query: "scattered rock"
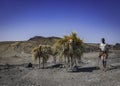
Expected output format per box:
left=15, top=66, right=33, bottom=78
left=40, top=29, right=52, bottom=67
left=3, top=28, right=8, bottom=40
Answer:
left=19, top=69, right=22, bottom=72
left=26, top=63, right=33, bottom=68
left=11, top=77, right=14, bottom=80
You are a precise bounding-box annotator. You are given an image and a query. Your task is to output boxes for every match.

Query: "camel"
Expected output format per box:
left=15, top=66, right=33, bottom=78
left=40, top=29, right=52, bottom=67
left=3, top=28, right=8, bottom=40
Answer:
left=32, top=45, right=52, bottom=69
left=68, top=39, right=79, bottom=68
left=53, top=32, right=84, bottom=70
left=68, top=39, right=74, bottom=68
left=62, top=39, right=78, bottom=69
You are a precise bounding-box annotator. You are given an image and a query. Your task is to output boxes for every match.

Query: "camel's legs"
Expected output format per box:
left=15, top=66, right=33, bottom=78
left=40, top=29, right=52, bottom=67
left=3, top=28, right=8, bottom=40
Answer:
left=39, top=57, right=41, bottom=69
left=72, top=56, right=76, bottom=67
left=69, top=56, right=72, bottom=69
left=42, top=57, right=45, bottom=69
left=53, top=56, right=56, bottom=64
left=71, top=56, right=74, bottom=68
left=64, top=56, right=67, bottom=63
left=66, top=56, right=70, bottom=69
left=74, top=57, right=78, bottom=67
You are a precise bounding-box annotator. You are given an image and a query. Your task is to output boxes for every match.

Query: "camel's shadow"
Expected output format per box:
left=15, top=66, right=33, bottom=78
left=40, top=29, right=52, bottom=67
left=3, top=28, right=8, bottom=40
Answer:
left=67, top=66, right=100, bottom=72
left=46, top=63, right=63, bottom=69
left=47, top=63, right=100, bottom=72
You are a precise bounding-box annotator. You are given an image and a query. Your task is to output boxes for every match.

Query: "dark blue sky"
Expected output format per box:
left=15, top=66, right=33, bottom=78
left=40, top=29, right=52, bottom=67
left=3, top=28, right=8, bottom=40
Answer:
left=0, top=0, right=120, bottom=44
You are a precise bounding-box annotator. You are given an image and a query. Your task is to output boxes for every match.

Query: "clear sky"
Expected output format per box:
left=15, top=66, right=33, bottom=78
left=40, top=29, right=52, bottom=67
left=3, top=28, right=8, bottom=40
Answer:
left=0, top=0, right=120, bottom=44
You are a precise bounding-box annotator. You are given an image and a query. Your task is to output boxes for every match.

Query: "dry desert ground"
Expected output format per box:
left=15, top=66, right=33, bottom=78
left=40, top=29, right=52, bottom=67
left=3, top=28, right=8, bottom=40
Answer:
left=0, top=50, right=120, bottom=86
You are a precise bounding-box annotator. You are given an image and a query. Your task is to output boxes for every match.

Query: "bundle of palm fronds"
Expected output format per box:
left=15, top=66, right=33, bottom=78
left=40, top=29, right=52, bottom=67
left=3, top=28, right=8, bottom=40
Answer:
left=32, top=45, right=52, bottom=68
left=53, top=32, right=84, bottom=65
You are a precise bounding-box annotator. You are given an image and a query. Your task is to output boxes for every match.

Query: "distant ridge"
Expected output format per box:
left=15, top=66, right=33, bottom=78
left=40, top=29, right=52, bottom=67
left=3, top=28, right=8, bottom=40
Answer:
left=28, top=36, right=61, bottom=41
left=28, top=36, right=100, bottom=52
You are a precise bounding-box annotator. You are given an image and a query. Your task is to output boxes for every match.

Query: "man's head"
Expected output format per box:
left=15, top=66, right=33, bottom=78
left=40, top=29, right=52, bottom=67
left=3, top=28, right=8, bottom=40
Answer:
left=101, top=38, right=105, bottom=44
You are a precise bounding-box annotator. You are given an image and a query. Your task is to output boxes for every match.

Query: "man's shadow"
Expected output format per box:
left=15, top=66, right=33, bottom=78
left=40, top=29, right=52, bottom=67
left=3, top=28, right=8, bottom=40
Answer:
left=107, top=64, right=120, bottom=71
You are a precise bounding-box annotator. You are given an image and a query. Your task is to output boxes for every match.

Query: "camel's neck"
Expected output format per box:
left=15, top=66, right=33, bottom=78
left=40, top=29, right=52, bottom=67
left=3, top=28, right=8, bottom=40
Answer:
left=69, top=43, right=73, bottom=54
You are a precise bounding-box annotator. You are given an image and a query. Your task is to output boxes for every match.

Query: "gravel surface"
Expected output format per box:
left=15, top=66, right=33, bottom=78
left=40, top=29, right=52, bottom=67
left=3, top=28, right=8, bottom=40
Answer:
left=0, top=51, right=120, bottom=86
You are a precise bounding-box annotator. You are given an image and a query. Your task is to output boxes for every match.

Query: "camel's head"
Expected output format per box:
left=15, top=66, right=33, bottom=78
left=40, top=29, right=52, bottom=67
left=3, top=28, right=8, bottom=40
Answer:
left=69, top=39, right=73, bottom=45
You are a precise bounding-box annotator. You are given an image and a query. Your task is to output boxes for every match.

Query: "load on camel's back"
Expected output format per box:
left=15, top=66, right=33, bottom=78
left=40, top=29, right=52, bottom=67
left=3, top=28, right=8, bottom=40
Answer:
left=32, top=44, right=52, bottom=69
left=53, top=32, right=84, bottom=70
